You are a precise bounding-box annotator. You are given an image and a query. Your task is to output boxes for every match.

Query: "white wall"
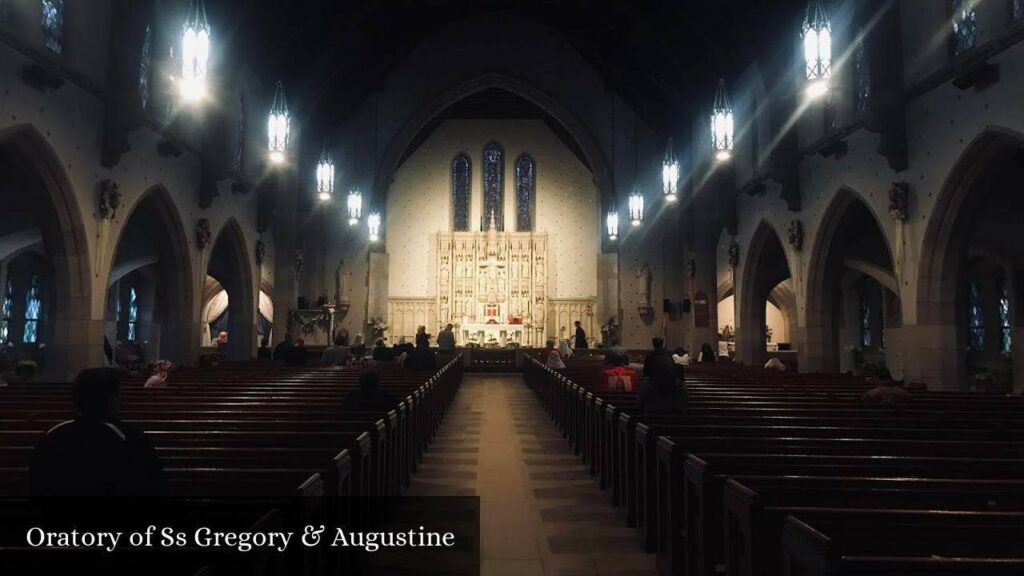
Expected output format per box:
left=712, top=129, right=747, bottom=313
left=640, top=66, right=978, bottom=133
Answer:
left=386, top=119, right=599, bottom=300
left=718, top=295, right=788, bottom=345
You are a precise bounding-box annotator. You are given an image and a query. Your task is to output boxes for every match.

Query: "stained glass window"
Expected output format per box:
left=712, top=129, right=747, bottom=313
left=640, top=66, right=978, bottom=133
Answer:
left=854, top=39, right=871, bottom=115
left=451, top=154, right=471, bottom=232
left=0, top=277, right=12, bottom=344
left=23, top=275, right=41, bottom=344
left=999, top=281, right=1012, bottom=355
left=861, top=298, right=872, bottom=347
left=41, top=0, right=63, bottom=54
left=515, top=154, right=535, bottom=232
left=481, top=142, right=504, bottom=231
left=127, top=287, right=138, bottom=342
left=951, top=0, right=977, bottom=56
left=139, top=25, right=152, bottom=110
left=968, top=282, right=985, bottom=351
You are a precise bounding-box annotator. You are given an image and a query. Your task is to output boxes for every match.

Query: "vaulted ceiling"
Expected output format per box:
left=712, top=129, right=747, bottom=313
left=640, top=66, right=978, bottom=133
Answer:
left=215, top=0, right=806, bottom=133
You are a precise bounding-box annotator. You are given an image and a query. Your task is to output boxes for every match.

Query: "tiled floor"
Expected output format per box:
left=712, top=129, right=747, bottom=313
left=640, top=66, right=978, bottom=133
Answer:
left=406, top=374, right=656, bottom=576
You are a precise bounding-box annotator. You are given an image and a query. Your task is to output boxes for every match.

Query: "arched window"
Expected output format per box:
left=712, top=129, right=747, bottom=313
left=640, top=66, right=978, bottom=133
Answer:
left=481, top=142, right=504, bottom=231
left=999, top=280, right=1012, bottom=355
left=951, top=0, right=977, bottom=56
left=23, top=275, right=41, bottom=344
left=515, top=154, right=536, bottom=232
left=139, top=25, right=153, bottom=110
left=127, top=287, right=139, bottom=342
left=968, top=282, right=985, bottom=351
left=0, top=277, right=12, bottom=344
left=860, top=298, right=872, bottom=347
left=854, top=39, right=871, bottom=115
left=451, top=154, right=471, bottom=232
left=41, top=0, right=64, bottom=54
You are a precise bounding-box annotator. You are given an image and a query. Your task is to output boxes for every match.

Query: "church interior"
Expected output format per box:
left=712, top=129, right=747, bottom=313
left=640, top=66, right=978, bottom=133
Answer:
left=1, top=0, right=1024, bottom=574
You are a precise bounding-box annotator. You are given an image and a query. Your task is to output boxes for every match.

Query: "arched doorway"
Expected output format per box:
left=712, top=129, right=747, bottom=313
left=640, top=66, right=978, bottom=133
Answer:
left=204, top=219, right=256, bottom=360
left=736, top=222, right=796, bottom=367
left=0, top=125, right=93, bottom=380
left=106, top=187, right=194, bottom=367
left=806, top=189, right=900, bottom=375
left=919, top=128, right=1024, bottom=392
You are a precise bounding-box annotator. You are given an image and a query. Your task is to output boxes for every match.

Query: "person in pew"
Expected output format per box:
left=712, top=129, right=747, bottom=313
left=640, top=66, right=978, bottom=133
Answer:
left=672, top=347, right=691, bottom=366
left=573, top=320, right=588, bottom=349
left=30, top=368, right=167, bottom=501
left=144, top=360, right=174, bottom=388
left=394, top=336, right=414, bottom=357
left=640, top=337, right=686, bottom=414
left=764, top=356, right=787, bottom=371
left=546, top=343, right=567, bottom=369
left=286, top=339, right=310, bottom=367
left=541, top=339, right=556, bottom=360
left=437, top=323, right=456, bottom=354
left=407, top=333, right=437, bottom=370
left=699, top=342, right=717, bottom=363
left=342, top=371, right=396, bottom=412
left=257, top=335, right=273, bottom=360
left=351, top=334, right=367, bottom=358
left=372, top=338, right=395, bottom=361
left=273, top=332, right=295, bottom=361
left=862, top=379, right=912, bottom=405
left=604, top=339, right=629, bottom=367
left=321, top=334, right=352, bottom=366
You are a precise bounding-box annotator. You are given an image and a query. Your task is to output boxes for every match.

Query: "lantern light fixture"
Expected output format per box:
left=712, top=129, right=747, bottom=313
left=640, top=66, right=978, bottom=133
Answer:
left=711, top=79, right=735, bottom=162
left=367, top=211, right=382, bottom=242
left=180, top=0, right=210, bottom=103
left=606, top=209, right=619, bottom=241
left=347, top=188, right=362, bottom=225
left=267, top=81, right=290, bottom=165
left=629, top=186, right=644, bottom=227
left=316, top=139, right=334, bottom=202
left=662, top=138, right=680, bottom=201
left=801, top=0, right=832, bottom=99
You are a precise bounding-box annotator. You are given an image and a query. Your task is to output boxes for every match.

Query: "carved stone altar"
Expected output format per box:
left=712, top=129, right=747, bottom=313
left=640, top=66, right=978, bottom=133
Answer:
left=436, top=214, right=548, bottom=346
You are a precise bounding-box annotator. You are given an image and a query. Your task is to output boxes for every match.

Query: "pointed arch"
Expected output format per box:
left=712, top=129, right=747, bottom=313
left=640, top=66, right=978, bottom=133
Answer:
left=451, top=153, right=471, bottom=232
left=736, top=220, right=795, bottom=366
left=206, top=218, right=256, bottom=360
left=804, top=187, right=896, bottom=373
left=917, top=127, right=1024, bottom=390
left=481, top=141, right=505, bottom=231
left=107, top=185, right=196, bottom=364
left=0, top=124, right=94, bottom=379
left=515, top=153, right=536, bottom=232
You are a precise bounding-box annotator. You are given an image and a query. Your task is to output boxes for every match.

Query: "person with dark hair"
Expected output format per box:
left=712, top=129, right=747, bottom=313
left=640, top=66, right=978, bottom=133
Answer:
left=372, top=338, right=395, bottom=361
left=573, top=320, right=588, bottom=349
left=273, top=333, right=295, bottom=361
left=437, top=324, right=456, bottom=354
left=30, top=368, right=167, bottom=499
left=321, top=334, right=352, bottom=366
left=407, top=332, right=437, bottom=370
left=672, top=347, right=690, bottom=366
left=699, top=342, right=717, bottom=364
left=604, top=339, right=629, bottom=367
left=640, top=337, right=685, bottom=414
left=257, top=335, right=273, bottom=360
left=342, top=371, right=396, bottom=412
left=286, top=339, right=310, bottom=367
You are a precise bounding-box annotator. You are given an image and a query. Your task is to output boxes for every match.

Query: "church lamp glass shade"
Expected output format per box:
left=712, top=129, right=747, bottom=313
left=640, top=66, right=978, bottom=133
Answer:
left=267, top=82, right=290, bottom=165
left=347, top=189, right=362, bottom=225
left=662, top=138, right=679, bottom=201
left=180, top=0, right=210, bottom=103
left=367, top=211, right=382, bottom=242
left=606, top=210, right=619, bottom=241
left=628, top=188, right=644, bottom=226
left=802, top=1, right=832, bottom=99
left=316, top=141, right=334, bottom=202
left=711, top=79, right=734, bottom=162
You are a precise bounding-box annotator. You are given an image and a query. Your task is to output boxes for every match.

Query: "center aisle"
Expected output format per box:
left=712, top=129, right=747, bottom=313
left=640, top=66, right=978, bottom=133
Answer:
left=406, top=374, right=656, bottom=576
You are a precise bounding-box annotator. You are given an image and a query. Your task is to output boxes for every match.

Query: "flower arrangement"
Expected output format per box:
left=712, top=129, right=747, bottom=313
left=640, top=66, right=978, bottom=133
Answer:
left=369, top=317, right=388, bottom=340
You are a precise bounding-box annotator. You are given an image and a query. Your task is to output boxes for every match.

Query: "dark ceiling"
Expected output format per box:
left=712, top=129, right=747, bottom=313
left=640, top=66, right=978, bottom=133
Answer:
left=213, top=0, right=807, bottom=134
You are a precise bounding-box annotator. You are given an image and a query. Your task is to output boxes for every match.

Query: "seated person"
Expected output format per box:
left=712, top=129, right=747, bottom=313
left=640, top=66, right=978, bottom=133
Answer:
left=285, top=339, right=309, bottom=367
left=273, top=333, right=295, bottom=361
left=603, top=339, right=629, bottom=367
left=372, top=338, right=395, bottom=361
left=257, top=336, right=273, bottom=360
left=640, top=337, right=686, bottom=414
left=437, top=324, right=457, bottom=354
left=144, top=360, right=174, bottom=388
left=546, top=344, right=566, bottom=369
left=215, top=331, right=228, bottom=350
left=699, top=342, right=717, bottom=363
left=321, top=335, right=352, bottom=366
left=393, top=336, right=414, bottom=357
left=406, top=334, right=437, bottom=370
left=342, top=371, right=396, bottom=412
left=671, top=347, right=690, bottom=366
left=540, top=339, right=556, bottom=360
left=31, top=368, right=167, bottom=501
left=350, top=334, right=367, bottom=359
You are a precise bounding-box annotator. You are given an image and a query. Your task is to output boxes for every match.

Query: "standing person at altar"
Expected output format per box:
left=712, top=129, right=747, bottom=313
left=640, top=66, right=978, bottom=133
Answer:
left=573, top=320, right=588, bottom=349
